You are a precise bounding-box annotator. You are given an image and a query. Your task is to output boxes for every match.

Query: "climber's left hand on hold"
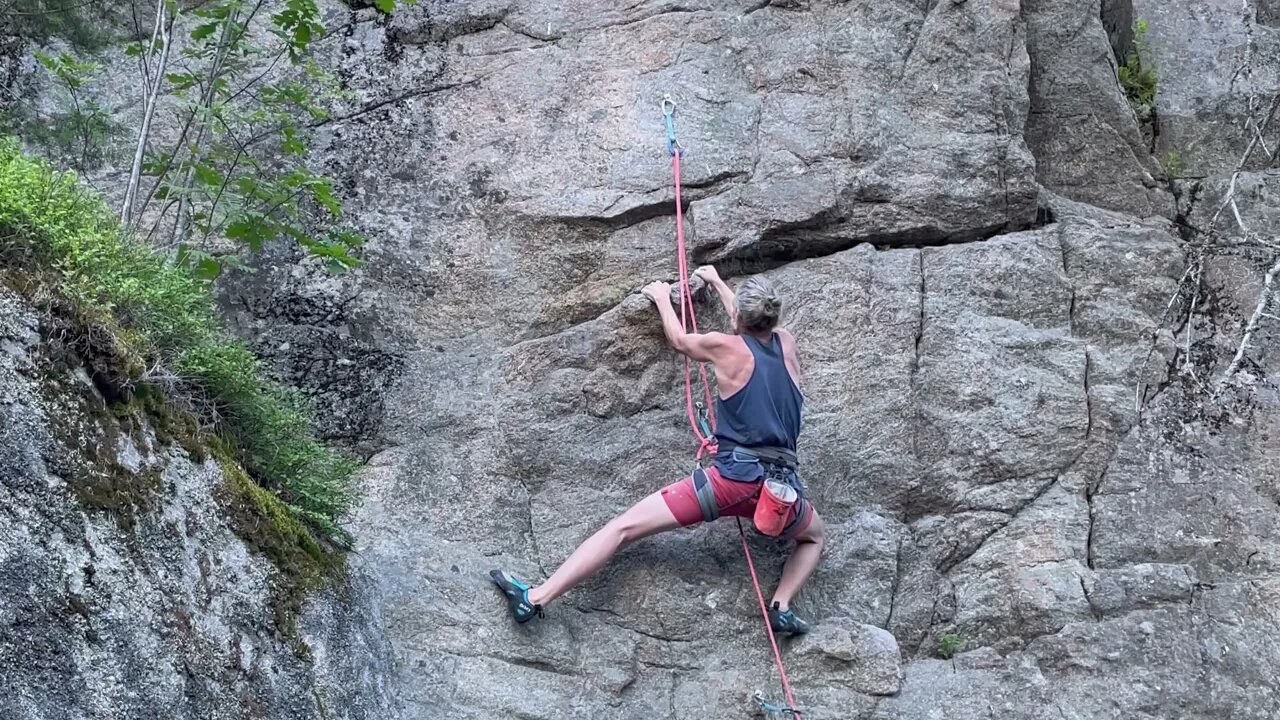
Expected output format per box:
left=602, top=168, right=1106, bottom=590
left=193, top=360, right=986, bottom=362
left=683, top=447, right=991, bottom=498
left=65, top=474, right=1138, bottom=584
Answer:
left=642, top=280, right=672, bottom=304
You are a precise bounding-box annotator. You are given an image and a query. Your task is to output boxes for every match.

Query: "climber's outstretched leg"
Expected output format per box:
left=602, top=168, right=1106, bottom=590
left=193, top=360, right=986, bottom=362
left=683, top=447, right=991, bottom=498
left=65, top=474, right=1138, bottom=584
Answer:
left=491, top=491, right=682, bottom=622
left=768, top=508, right=825, bottom=635
left=531, top=492, right=681, bottom=604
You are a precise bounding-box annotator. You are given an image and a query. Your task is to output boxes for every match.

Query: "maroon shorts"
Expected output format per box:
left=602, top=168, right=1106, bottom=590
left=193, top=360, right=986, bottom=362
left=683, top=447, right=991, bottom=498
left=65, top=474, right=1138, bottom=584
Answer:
left=660, top=466, right=814, bottom=539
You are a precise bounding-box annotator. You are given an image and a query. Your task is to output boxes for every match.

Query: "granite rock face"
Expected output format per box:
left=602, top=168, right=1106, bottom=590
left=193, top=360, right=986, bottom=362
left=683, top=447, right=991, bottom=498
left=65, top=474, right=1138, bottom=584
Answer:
left=0, top=288, right=399, bottom=719
left=296, top=1, right=1279, bottom=717
left=7, top=0, right=1280, bottom=717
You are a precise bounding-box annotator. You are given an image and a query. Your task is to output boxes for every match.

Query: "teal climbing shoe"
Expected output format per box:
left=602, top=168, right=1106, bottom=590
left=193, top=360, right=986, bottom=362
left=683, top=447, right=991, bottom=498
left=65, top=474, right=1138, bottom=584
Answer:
left=490, top=569, right=543, bottom=624
left=768, top=603, right=810, bottom=636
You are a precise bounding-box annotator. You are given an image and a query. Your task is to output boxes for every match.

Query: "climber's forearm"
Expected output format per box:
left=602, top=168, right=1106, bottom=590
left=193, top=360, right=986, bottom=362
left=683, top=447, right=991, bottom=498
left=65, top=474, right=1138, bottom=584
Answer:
left=709, top=278, right=737, bottom=323
left=652, top=294, right=688, bottom=348
left=652, top=297, right=725, bottom=362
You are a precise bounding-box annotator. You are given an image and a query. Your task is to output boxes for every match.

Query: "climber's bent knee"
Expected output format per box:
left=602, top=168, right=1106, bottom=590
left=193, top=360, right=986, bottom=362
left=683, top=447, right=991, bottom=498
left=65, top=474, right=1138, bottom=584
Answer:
left=789, top=506, right=824, bottom=544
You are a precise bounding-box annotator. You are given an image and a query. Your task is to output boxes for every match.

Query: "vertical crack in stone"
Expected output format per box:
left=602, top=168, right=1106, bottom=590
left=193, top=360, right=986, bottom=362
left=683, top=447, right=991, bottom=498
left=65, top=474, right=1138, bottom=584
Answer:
left=1059, top=232, right=1101, bottom=571
left=1081, top=347, right=1094, bottom=449
left=1079, top=575, right=1102, bottom=620
left=893, top=6, right=929, bottom=88
left=911, top=249, right=927, bottom=468
left=1085, top=460, right=1104, bottom=571
left=885, top=533, right=906, bottom=631
left=1061, top=235, right=1077, bottom=338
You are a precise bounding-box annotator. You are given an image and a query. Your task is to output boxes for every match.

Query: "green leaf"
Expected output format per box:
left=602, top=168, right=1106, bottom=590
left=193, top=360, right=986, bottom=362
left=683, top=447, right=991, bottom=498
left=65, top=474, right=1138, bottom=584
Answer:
left=225, top=219, right=256, bottom=240
left=141, top=153, right=171, bottom=175
left=193, top=257, right=223, bottom=280
left=195, top=2, right=230, bottom=20
left=191, top=23, right=220, bottom=41
left=373, top=0, right=395, bottom=12
left=310, top=179, right=340, bottom=216
left=165, top=72, right=199, bottom=90
left=194, top=164, right=222, bottom=187
left=333, top=229, right=365, bottom=249
left=226, top=216, right=271, bottom=252
left=281, top=126, right=307, bottom=155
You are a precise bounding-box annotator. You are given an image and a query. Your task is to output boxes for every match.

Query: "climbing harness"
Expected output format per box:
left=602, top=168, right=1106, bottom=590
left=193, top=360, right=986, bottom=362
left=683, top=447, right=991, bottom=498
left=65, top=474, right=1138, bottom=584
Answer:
left=662, top=95, right=803, bottom=720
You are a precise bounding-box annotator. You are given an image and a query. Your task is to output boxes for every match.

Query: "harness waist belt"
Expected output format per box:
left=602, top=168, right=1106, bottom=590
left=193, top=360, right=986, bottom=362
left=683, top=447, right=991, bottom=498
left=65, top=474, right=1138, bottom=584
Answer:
left=717, top=441, right=799, bottom=470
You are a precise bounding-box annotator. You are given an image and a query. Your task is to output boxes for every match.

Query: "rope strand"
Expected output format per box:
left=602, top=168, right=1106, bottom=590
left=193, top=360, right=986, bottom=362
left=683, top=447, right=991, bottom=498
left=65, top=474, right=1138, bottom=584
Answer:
left=671, top=149, right=717, bottom=458
left=739, top=518, right=802, bottom=718
left=665, top=94, right=800, bottom=718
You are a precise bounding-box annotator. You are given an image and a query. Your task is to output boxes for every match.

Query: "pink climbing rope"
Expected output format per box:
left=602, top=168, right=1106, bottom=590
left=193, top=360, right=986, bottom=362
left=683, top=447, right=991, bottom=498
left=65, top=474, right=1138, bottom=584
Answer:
left=738, top=517, right=802, bottom=719
left=671, top=148, right=718, bottom=459
left=665, top=96, right=802, bottom=719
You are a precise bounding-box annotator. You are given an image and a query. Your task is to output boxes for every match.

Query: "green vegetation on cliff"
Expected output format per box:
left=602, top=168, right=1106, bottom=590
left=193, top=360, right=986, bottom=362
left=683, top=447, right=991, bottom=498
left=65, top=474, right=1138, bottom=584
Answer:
left=0, top=139, right=357, bottom=548
left=1118, top=19, right=1158, bottom=122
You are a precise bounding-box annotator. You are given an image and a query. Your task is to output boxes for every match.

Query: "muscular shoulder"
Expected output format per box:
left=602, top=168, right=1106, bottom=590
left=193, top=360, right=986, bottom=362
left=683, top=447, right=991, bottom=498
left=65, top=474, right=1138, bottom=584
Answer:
left=698, top=331, right=748, bottom=359
left=775, top=327, right=804, bottom=386
left=701, top=331, right=739, bottom=347
left=775, top=327, right=798, bottom=354
left=676, top=331, right=747, bottom=364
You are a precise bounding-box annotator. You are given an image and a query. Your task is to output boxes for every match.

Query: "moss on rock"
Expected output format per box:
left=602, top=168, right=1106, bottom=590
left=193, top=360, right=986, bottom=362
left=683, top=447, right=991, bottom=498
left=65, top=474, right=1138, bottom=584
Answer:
left=214, top=444, right=344, bottom=655
left=7, top=266, right=343, bottom=652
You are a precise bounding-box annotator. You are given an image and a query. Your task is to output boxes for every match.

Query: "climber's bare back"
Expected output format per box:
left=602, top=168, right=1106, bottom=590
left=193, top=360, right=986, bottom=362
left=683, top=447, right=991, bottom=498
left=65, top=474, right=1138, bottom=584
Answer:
left=677, top=328, right=803, bottom=399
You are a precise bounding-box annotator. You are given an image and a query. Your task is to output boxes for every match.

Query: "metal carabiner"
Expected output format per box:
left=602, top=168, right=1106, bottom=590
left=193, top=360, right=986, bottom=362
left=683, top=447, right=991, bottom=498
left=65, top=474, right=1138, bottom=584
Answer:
left=694, top=400, right=714, bottom=440
left=753, top=690, right=799, bottom=719
left=662, top=93, right=682, bottom=156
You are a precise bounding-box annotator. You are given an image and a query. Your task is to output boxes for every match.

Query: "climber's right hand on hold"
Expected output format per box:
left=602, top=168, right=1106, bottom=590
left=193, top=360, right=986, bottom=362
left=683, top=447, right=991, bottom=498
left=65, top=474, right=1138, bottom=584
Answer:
left=693, top=265, right=721, bottom=285
left=694, top=265, right=738, bottom=323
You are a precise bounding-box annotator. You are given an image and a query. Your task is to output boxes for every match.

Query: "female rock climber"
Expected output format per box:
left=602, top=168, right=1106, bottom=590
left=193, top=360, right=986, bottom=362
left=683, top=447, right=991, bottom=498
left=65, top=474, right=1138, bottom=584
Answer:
left=491, top=266, right=824, bottom=634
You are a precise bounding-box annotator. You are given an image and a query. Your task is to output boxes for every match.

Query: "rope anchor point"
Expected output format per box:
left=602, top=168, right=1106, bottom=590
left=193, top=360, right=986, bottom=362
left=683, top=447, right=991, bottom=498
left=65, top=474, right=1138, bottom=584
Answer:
left=662, top=92, right=682, bottom=155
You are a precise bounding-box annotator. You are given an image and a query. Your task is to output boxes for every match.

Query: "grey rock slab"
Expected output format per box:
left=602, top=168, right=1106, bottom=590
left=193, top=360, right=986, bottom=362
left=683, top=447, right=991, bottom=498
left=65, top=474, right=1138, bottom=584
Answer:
left=15, top=0, right=1280, bottom=716
left=1024, top=0, right=1173, bottom=217
left=1134, top=0, right=1280, bottom=176
left=792, top=617, right=904, bottom=696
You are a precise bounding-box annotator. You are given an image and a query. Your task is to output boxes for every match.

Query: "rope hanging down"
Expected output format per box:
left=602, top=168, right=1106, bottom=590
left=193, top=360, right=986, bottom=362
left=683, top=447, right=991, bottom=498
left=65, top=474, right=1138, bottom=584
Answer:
left=661, top=94, right=803, bottom=720
left=663, top=94, right=717, bottom=460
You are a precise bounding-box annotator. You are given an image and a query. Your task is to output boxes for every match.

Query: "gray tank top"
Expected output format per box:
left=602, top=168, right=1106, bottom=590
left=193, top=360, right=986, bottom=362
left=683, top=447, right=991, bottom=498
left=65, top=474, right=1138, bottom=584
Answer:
left=713, top=333, right=804, bottom=481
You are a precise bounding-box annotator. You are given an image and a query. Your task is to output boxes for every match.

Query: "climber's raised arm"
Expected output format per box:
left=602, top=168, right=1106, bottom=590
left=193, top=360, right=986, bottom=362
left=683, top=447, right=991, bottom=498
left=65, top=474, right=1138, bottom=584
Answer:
left=641, top=280, right=734, bottom=363
left=694, top=265, right=737, bottom=325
